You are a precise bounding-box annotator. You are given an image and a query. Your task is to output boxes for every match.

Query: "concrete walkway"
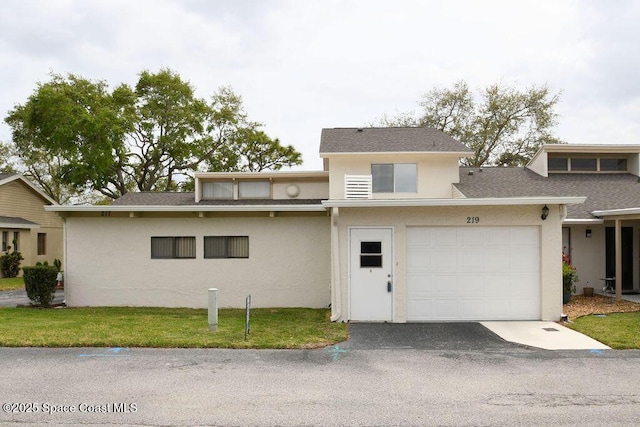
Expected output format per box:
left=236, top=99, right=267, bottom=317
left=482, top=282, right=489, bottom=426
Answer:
left=481, top=321, right=611, bottom=350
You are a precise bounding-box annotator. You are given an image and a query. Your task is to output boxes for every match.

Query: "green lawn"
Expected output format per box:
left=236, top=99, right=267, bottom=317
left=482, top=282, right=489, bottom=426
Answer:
left=0, top=307, right=347, bottom=349
left=568, top=312, right=640, bottom=349
left=0, top=277, right=24, bottom=291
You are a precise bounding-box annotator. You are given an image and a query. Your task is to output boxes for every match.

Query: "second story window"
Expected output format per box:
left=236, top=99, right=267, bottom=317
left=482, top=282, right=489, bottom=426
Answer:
left=372, top=163, right=417, bottom=193
left=202, top=181, right=233, bottom=199
left=238, top=181, right=270, bottom=199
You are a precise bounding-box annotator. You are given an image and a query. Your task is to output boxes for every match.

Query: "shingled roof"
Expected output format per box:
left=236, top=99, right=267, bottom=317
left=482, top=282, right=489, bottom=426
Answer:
left=455, top=167, right=640, bottom=219
left=319, top=127, right=472, bottom=154
left=110, top=192, right=323, bottom=206
left=0, top=216, right=39, bottom=227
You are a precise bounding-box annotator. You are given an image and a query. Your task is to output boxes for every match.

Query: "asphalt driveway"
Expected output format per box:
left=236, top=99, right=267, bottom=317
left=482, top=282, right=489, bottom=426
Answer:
left=346, top=322, right=520, bottom=351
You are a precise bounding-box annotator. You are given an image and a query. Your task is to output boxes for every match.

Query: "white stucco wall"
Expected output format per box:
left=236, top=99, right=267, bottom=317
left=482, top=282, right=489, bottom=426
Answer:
left=64, top=215, right=330, bottom=308
left=331, top=204, right=563, bottom=322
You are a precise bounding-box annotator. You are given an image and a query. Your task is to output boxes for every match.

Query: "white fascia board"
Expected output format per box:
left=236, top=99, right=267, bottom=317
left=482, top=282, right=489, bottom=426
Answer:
left=591, top=207, right=640, bottom=217
left=45, top=204, right=327, bottom=213
left=0, top=222, right=40, bottom=229
left=322, top=196, right=586, bottom=208
left=195, top=171, right=329, bottom=180
left=563, top=218, right=604, bottom=225
left=319, top=151, right=474, bottom=158
left=541, top=143, right=640, bottom=154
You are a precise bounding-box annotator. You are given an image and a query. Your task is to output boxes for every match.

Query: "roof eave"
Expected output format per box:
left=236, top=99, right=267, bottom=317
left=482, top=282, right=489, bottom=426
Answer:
left=319, top=151, right=474, bottom=157
left=45, top=204, right=327, bottom=213
left=322, top=197, right=586, bottom=208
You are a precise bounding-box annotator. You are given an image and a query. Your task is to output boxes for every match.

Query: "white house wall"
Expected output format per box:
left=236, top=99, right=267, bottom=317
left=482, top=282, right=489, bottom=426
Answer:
left=332, top=204, right=563, bottom=322
left=64, top=216, right=330, bottom=308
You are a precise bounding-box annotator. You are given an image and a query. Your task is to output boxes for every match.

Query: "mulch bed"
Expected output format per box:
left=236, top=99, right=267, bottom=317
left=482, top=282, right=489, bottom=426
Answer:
left=562, top=294, right=640, bottom=321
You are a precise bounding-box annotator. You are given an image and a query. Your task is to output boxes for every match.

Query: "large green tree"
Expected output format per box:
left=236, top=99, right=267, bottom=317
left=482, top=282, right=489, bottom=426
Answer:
left=5, top=70, right=302, bottom=202
left=375, top=81, right=562, bottom=167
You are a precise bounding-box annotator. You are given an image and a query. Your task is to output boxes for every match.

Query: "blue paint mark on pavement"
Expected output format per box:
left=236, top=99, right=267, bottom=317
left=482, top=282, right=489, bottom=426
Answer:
left=327, top=345, right=349, bottom=361
left=590, top=349, right=605, bottom=355
left=78, top=347, right=130, bottom=357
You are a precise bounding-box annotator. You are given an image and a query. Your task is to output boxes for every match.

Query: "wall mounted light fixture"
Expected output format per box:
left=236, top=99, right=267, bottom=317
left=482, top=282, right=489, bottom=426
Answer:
left=541, top=205, right=549, bottom=220
left=586, top=229, right=592, bottom=238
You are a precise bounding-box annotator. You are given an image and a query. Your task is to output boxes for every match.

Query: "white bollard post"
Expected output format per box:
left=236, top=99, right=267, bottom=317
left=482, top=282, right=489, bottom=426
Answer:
left=208, top=288, right=218, bottom=331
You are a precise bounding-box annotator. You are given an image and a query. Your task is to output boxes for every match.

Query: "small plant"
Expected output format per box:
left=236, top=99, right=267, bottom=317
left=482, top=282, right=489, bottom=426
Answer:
left=53, top=258, right=62, bottom=272
left=0, top=249, right=24, bottom=278
left=23, top=265, right=58, bottom=307
left=562, top=250, right=578, bottom=295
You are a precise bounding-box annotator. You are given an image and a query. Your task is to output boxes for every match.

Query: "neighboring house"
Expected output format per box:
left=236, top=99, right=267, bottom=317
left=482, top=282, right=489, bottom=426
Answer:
left=53, top=127, right=636, bottom=323
left=0, top=173, right=63, bottom=276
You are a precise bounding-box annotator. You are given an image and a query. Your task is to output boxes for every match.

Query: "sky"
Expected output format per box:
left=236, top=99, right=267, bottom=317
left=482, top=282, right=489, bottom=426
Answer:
left=1, top=0, right=639, bottom=171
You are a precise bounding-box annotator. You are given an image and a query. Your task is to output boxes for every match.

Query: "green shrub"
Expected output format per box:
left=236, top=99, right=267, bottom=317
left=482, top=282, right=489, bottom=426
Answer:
left=23, top=265, right=58, bottom=307
left=0, top=251, right=24, bottom=278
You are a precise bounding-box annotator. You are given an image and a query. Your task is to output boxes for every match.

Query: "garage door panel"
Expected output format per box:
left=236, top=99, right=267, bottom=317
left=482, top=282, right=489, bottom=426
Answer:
left=458, top=250, right=485, bottom=272
left=484, top=275, right=512, bottom=295
left=512, top=227, right=539, bottom=245
left=484, top=252, right=506, bottom=272
left=432, top=228, right=458, bottom=246
left=485, top=228, right=510, bottom=245
left=459, top=228, right=485, bottom=246
left=407, top=226, right=540, bottom=321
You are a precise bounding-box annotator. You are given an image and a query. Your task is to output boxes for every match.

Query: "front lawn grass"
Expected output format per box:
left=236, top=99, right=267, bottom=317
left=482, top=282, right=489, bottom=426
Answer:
left=0, top=307, right=347, bottom=349
left=568, top=312, right=640, bottom=349
left=0, top=277, right=24, bottom=291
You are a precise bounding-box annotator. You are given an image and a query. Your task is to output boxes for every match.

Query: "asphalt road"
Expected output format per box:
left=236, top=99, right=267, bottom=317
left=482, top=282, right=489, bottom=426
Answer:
left=1, top=332, right=640, bottom=426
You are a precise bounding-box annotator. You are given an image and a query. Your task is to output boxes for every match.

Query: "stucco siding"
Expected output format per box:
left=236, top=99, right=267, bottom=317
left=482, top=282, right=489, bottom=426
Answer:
left=64, top=216, right=330, bottom=308
left=327, top=154, right=461, bottom=199
left=331, top=204, right=563, bottom=322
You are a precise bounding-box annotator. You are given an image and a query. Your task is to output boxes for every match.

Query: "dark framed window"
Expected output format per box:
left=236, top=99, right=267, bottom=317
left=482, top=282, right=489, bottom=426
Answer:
left=13, top=232, right=19, bottom=251
left=570, top=158, right=597, bottom=171
left=151, top=237, right=196, bottom=259
left=37, top=233, right=46, bottom=255
left=600, top=158, right=627, bottom=171
left=1, top=231, right=6, bottom=252
left=372, top=163, right=417, bottom=193
left=204, top=236, right=249, bottom=259
left=548, top=157, right=568, bottom=171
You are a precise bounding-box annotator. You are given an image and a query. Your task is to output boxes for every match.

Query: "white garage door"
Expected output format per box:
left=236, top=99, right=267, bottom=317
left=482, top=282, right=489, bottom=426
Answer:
left=407, top=226, right=540, bottom=321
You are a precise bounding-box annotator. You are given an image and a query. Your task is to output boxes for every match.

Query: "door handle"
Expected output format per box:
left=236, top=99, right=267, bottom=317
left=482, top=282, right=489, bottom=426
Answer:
left=387, top=281, right=392, bottom=292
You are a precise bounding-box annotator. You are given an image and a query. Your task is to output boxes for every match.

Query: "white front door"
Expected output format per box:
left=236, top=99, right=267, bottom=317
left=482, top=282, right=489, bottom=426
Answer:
left=349, top=228, right=393, bottom=321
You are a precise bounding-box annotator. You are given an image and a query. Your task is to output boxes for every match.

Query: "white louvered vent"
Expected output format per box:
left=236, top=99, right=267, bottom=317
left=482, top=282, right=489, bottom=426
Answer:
left=345, top=175, right=372, bottom=199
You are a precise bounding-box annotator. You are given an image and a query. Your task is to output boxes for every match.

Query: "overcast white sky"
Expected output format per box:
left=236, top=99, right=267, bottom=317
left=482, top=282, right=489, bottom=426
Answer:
left=1, top=0, right=639, bottom=170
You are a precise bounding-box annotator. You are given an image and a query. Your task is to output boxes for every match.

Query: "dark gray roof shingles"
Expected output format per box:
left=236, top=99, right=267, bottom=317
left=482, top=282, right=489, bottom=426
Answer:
left=455, top=167, right=640, bottom=219
left=0, top=216, right=39, bottom=226
left=110, top=192, right=323, bottom=206
left=319, top=127, right=471, bottom=154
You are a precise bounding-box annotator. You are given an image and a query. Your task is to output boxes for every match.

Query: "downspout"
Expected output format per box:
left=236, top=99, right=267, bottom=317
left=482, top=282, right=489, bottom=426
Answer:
left=330, top=207, right=342, bottom=321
